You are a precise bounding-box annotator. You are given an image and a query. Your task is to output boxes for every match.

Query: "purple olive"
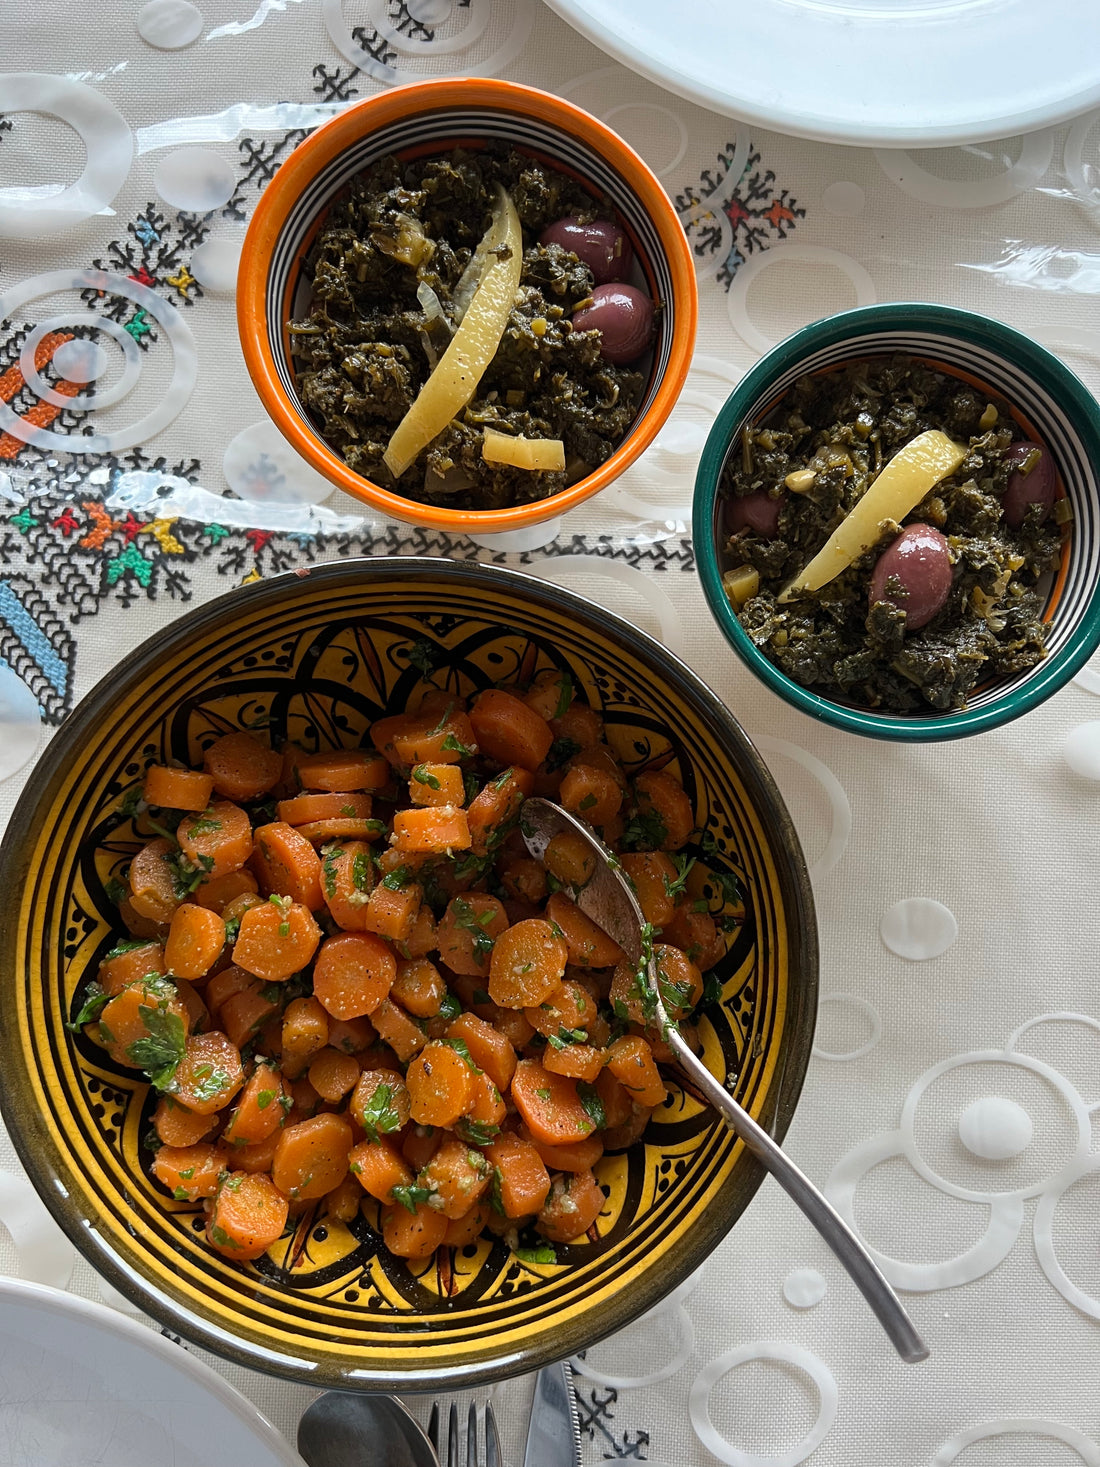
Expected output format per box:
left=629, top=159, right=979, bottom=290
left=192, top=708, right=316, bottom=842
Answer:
left=572, top=283, right=654, bottom=365
left=1001, top=441, right=1056, bottom=528
left=539, top=217, right=633, bottom=284
left=726, top=489, right=786, bottom=539
left=869, top=523, right=953, bottom=630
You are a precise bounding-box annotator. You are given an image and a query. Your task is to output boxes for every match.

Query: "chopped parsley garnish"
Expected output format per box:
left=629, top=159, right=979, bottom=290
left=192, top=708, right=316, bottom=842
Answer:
left=451, top=898, right=498, bottom=959
left=545, top=736, right=581, bottom=772
left=173, top=1186, right=191, bottom=1201
left=489, top=1166, right=506, bottom=1216
left=268, top=892, right=293, bottom=937
left=455, top=1117, right=500, bottom=1145
left=621, top=807, right=668, bottom=851
left=352, top=850, right=373, bottom=892
left=412, top=766, right=441, bottom=790
left=440, top=1036, right=480, bottom=1071
left=663, top=853, right=696, bottom=901
left=186, top=810, right=222, bottom=837
left=547, top=1026, right=588, bottom=1050
left=578, top=792, right=598, bottom=812
left=436, top=992, right=462, bottom=1020
left=321, top=843, right=340, bottom=900
left=391, top=1183, right=434, bottom=1215
left=104, top=937, right=155, bottom=960
left=441, top=731, right=474, bottom=757
left=516, top=1243, right=557, bottom=1265
left=256, top=1089, right=275, bottom=1111
left=632, top=921, right=660, bottom=1023
left=707, top=868, right=743, bottom=910
left=340, top=804, right=357, bottom=817
left=103, top=876, right=128, bottom=906
left=223, top=916, right=241, bottom=944
left=67, top=982, right=109, bottom=1031
left=209, top=1224, right=238, bottom=1250
left=463, top=771, right=482, bottom=805
left=381, top=865, right=414, bottom=891
left=577, top=1081, right=606, bottom=1130
left=551, top=672, right=573, bottom=721
left=407, top=639, right=442, bottom=677
left=126, top=1001, right=186, bottom=1090
left=118, top=786, right=144, bottom=819
left=164, top=848, right=214, bottom=899
left=359, top=1082, right=404, bottom=1143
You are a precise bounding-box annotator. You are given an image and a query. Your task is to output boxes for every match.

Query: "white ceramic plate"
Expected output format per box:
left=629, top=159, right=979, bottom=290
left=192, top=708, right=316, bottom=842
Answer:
left=542, top=0, right=1100, bottom=146
left=0, top=1278, right=303, bottom=1467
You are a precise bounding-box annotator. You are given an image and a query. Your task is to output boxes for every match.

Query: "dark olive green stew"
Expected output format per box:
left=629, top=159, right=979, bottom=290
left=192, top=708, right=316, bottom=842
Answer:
left=288, top=145, right=655, bottom=511
left=719, top=356, right=1070, bottom=712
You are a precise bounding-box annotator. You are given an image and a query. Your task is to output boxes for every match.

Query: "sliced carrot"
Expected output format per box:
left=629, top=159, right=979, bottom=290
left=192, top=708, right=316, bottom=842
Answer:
left=153, top=1141, right=225, bottom=1203
left=349, top=1067, right=410, bottom=1140
left=390, top=805, right=471, bottom=854
left=620, top=852, right=677, bottom=928
left=177, top=802, right=253, bottom=881
left=128, top=838, right=183, bottom=924
left=408, top=763, right=465, bottom=808
left=277, top=791, right=373, bottom=825
left=469, top=689, right=553, bottom=770
left=456, top=1069, right=507, bottom=1143
left=118, top=897, right=168, bottom=940
left=560, top=764, right=622, bottom=830
left=524, top=979, right=594, bottom=1039
left=312, top=931, right=396, bottom=1020
left=536, top=1168, right=605, bottom=1243
left=166, top=1030, right=244, bottom=1114
left=164, top=903, right=226, bottom=982
left=296, top=818, right=383, bottom=845
left=523, top=667, right=575, bottom=723
left=545, top=891, right=624, bottom=969
left=326, top=1016, right=375, bottom=1054
left=443, top=1200, right=491, bottom=1248
left=631, top=770, right=694, bottom=851
left=233, top=1130, right=283, bottom=1174
left=251, top=821, right=323, bottom=910
left=543, top=1042, right=605, bottom=1083
left=203, top=732, right=283, bottom=803
left=363, top=879, right=422, bottom=941
left=511, top=1058, right=597, bottom=1147
left=220, top=891, right=266, bottom=928
left=661, top=904, right=727, bottom=970
left=192, top=868, right=259, bottom=914
left=444, top=1011, right=517, bottom=1093
left=204, top=963, right=255, bottom=1016
left=542, top=832, right=597, bottom=893
left=483, top=1132, right=551, bottom=1219
left=207, top=1171, right=288, bottom=1261
left=371, top=707, right=478, bottom=771
left=382, top=1199, right=448, bottom=1259
left=406, top=1040, right=476, bottom=1127
left=487, top=918, right=567, bottom=1008
left=153, top=1094, right=215, bottom=1148
left=286, top=1075, right=322, bottom=1126
left=99, top=939, right=165, bottom=996
left=272, top=1112, right=353, bottom=1201
left=349, top=1138, right=413, bottom=1202
left=609, top=960, right=647, bottom=1028
left=401, top=1124, right=441, bottom=1173
left=295, top=749, right=390, bottom=792
left=594, top=1067, right=633, bottom=1129
left=233, top=899, right=321, bottom=983
left=323, top=1175, right=363, bottom=1223
left=653, top=942, right=704, bottom=1021
left=490, top=1005, right=535, bottom=1052
left=223, top=1062, right=290, bottom=1147
left=143, top=764, right=214, bottom=812
left=395, top=904, right=437, bottom=960
left=307, top=1046, right=361, bottom=1102
left=437, top=894, right=509, bottom=976
left=521, top=1128, right=604, bottom=1174
left=319, top=840, right=375, bottom=931
left=389, top=958, right=446, bottom=1017
left=421, top=1137, right=492, bottom=1218
left=552, top=702, right=603, bottom=750
left=606, top=1035, right=667, bottom=1108
left=601, top=1101, right=654, bottom=1151
left=499, top=858, right=548, bottom=906
left=173, top=976, right=210, bottom=1035
left=281, top=995, right=329, bottom=1065
left=93, top=976, right=190, bottom=1071
left=371, top=997, right=428, bottom=1062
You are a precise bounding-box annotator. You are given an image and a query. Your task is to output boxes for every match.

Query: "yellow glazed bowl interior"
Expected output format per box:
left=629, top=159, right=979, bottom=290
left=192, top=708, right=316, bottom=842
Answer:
left=0, top=558, right=816, bottom=1389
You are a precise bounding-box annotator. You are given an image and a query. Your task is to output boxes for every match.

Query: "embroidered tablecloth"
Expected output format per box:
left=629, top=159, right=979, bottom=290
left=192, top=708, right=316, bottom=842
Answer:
left=3, top=5, right=1100, bottom=1464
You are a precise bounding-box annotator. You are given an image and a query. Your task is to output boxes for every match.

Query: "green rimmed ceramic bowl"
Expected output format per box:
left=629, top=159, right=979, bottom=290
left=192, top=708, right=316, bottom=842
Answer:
left=694, top=303, right=1100, bottom=741
left=0, top=557, right=816, bottom=1390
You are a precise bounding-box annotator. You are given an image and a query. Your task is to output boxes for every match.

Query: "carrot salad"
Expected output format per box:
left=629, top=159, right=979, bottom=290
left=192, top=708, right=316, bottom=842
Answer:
left=74, top=674, right=737, bottom=1265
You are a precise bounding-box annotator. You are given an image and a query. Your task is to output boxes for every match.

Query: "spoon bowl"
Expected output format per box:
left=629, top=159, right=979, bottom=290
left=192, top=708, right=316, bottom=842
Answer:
left=297, top=1392, right=437, bottom=1467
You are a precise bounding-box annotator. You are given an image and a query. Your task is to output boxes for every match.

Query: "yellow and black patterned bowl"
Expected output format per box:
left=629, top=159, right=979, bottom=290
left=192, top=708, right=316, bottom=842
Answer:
left=0, top=558, right=817, bottom=1390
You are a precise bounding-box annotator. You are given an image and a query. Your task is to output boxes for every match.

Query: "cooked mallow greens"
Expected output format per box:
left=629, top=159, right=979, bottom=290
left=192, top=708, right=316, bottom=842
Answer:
left=288, top=146, right=654, bottom=511
left=720, top=356, right=1069, bottom=712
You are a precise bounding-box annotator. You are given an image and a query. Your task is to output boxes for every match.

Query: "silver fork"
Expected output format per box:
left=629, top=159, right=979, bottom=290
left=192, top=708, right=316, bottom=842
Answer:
left=427, top=1401, right=502, bottom=1467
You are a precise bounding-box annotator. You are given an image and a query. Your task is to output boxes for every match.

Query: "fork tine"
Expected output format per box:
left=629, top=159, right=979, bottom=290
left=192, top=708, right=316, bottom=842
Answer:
left=428, top=1402, right=441, bottom=1455
left=466, top=1402, right=479, bottom=1467
left=484, top=1401, right=502, bottom=1467
left=447, top=1402, right=460, bottom=1467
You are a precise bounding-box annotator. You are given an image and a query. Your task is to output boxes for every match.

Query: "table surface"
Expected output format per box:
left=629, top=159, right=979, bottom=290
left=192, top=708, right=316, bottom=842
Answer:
left=3, top=5, right=1100, bottom=1465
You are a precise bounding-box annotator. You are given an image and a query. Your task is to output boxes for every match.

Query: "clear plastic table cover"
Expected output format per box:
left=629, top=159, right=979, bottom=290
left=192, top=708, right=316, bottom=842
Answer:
left=2, top=6, right=1100, bottom=1465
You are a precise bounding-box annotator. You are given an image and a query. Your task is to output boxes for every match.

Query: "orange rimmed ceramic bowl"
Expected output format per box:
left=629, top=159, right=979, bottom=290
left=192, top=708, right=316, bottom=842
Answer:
left=237, top=77, right=698, bottom=535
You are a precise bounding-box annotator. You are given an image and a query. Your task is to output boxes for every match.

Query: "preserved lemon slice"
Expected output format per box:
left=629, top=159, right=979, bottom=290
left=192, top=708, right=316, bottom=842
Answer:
left=482, top=427, right=566, bottom=472
left=779, top=429, right=966, bottom=601
left=383, top=186, right=523, bottom=479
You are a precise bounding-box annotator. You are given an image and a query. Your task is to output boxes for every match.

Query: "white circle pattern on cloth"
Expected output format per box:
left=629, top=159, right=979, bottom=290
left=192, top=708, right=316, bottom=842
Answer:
left=465, top=520, right=562, bottom=553
left=0, top=668, right=43, bottom=781
left=688, top=1342, right=838, bottom=1467
left=957, top=1095, right=1034, bottom=1160
left=879, top=897, right=958, bottom=960
left=1063, top=109, right=1100, bottom=219
left=782, top=1268, right=827, bottom=1309
left=223, top=421, right=336, bottom=505
left=726, top=244, right=876, bottom=353
left=50, top=338, right=108, bottom=383
left=754, top=737, right=852, bottom=882
left=1062, top=721, right=1100, bottom=779
left=1073, top=660, right=1100, bottom=696
left=821, top=181, right=865, bottom=216
left=189, top=235, right=245, bottom=293
left=322, top=0, right=535, bottom=84
left=526, top=555, right=685, bottom=658
left=0, top=269, right=197, bottom=453
left=136, top=0, right=204, bottom=48
left=812, top=994, right=882, bottom=1062
left=0, top=74, right=133, bottom=239
left=932, top=1419, right=1100, bottom=1466
left=873, top=131, right=1055, bottom=208
left=0, top=1170, right=75, bottom=1288
left=570, top=1266, right=704, bottom=1388
left=153, top=147, right=237, bottom=212
left=19, top=313, right=143, bottom=411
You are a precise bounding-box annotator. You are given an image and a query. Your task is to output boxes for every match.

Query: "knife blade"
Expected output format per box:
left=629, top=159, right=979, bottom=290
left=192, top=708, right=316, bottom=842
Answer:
left=523, top=1361, right=581, bottom=1467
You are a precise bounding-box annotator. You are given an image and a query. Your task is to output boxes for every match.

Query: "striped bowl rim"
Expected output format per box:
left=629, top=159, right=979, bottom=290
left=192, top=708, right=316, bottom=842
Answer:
left=693, top=303, right=1100, bottom=742
left=237, top=78, right=698, bottom=534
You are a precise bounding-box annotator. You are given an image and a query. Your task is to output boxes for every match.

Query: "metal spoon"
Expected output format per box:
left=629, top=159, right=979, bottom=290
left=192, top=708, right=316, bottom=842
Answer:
left=297, top=1392, right=437, bottom=1467
left=520, top=797, right=929, bottom=1365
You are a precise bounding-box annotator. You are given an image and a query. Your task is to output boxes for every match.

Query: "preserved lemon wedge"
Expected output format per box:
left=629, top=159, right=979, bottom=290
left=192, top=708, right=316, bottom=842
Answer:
left=779, top=429, right=966, bottom=601
left=482, top=427, right=565, bottom=472
left=383, top=186, right=523, bottom=479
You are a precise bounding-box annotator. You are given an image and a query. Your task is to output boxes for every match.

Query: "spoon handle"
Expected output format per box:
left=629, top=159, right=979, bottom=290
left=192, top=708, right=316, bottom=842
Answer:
left=665, top=1025, right=929, bottom=1363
